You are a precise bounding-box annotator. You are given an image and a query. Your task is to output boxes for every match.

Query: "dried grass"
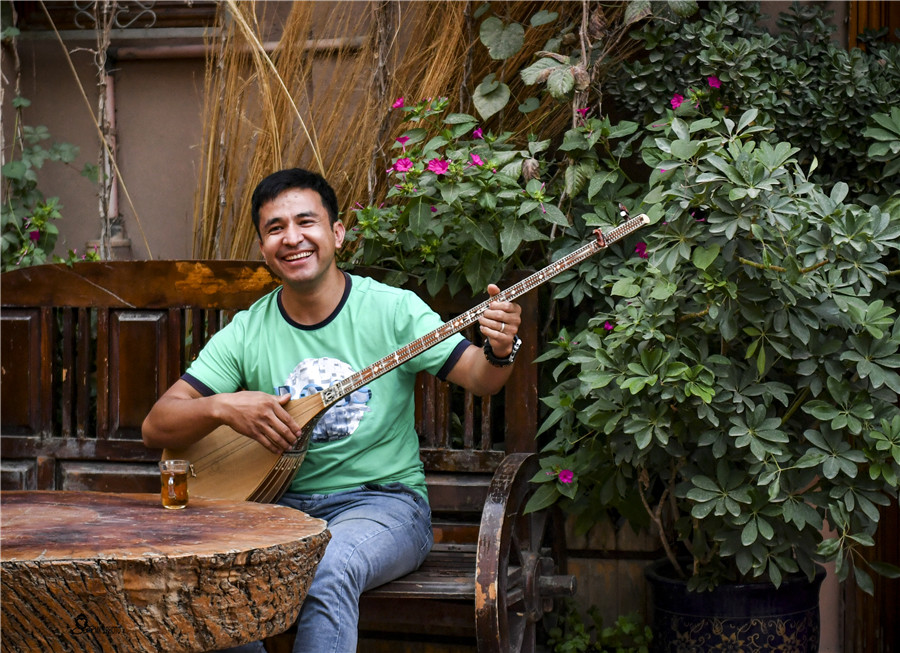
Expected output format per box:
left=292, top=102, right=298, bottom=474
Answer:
left=192, top=1, right=634, bottom=260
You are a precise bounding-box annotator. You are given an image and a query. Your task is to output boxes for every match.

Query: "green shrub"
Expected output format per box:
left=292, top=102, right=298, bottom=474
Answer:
left=608, top=1, right=900, bottom=200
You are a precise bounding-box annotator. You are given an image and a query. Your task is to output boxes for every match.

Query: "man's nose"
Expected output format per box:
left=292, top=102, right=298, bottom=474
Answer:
left=283, top=223, right=303, bottom=245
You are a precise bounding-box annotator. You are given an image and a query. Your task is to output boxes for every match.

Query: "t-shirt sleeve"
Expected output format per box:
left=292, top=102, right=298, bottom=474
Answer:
left=181, top=317, right=247, bottom=395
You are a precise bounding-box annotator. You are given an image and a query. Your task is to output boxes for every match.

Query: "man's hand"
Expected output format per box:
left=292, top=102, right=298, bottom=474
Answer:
left=217, top=390, right=302, bottom=454
left=478, top=283, right=522, bottom=358
left=142, top=380, right=302, bottom=454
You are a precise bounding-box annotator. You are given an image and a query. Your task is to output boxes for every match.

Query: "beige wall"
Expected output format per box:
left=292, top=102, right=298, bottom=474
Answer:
left=6, top=36, right=205, bottom=260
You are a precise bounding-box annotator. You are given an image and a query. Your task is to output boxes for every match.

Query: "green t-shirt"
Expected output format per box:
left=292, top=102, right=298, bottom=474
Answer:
left=183, top=272, right=468, bottom=498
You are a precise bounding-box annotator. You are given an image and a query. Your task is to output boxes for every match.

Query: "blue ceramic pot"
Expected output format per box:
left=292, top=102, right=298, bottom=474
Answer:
left=645, top=558, right=826, bottom=653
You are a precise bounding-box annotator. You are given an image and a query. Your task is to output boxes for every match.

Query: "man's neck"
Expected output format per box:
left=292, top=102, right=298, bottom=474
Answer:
left=279, top=266, right=346, bottom=326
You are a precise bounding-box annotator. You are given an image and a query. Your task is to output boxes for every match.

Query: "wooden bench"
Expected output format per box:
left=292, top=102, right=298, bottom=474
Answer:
left=0, top=260, right=574, bottom=653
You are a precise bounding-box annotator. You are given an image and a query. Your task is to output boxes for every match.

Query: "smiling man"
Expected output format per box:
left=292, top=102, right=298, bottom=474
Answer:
left=142, top=168, right=524, bottom=653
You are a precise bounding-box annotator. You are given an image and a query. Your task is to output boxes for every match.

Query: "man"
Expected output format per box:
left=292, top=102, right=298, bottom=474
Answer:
left=142, top=168, right=523, bottom=653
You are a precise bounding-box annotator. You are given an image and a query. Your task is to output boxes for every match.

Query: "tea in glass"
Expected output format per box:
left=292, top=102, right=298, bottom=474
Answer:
left=159, top=459, right=190, bottom=509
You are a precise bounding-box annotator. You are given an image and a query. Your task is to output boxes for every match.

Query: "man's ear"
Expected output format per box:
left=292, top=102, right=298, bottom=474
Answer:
left=334, top=221, right=346, bottom=249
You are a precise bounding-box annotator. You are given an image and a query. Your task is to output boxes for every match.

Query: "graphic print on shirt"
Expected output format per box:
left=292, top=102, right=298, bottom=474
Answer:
left=279, top=357, right=372, bottom=443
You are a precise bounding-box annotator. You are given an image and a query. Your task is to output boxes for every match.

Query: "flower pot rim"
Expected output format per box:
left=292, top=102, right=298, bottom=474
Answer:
left=644, top=556, right=827, bottom=591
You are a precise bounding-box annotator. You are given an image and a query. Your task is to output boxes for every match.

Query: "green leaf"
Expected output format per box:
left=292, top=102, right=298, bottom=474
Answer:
left=520, top=57, right=564, bottom=85
left=623, top=0, right=651, bottom=25
left=479, top=16, right=525, bottom=60
left=869, top=561, right=900, bottom=579
left=1, top=160, right=27, bottom=180
left=611, top=278, right=641, bottom=298
left=854, top=566, right=875, bottom=596
left=530, top=10, right=558, bottom=26
left=542, top=204, right=569, bottom=227
left=524, top=483, right=559, bottom=513
left=465, top=217, right=499, bottom=253
left=444, top=113, right=478, bottom=125
left=692, top=244, right=720, bottom=270
left=546, top=67, right=575, bottom=99
left=668, top=0, right=699, bottom=17
left=408, top=201, right=431, bottom=234
left=737, top=108, right=759, bottom=133
left=473, top=75, right=510, bottom=120
left=670, top=139, right=701, bottom=160
left=518, top=97, right=540, bottom=114
left=741, top=519, right=758, bottom=546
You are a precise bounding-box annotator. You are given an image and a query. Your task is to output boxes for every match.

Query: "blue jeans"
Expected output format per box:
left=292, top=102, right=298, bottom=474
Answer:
left=278, top=483, right=433, bottom=653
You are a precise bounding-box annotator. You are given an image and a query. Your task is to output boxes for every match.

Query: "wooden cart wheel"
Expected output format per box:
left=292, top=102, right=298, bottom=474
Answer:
left=475, top=453, right=576, bottom=653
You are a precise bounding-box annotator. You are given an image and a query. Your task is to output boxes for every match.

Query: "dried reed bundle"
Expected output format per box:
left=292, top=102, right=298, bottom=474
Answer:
left=192, top=1, right=635, bottom=261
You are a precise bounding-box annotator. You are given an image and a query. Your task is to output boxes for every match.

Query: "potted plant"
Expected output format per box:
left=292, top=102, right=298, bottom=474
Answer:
left=527, top=99, right=900, bottom=646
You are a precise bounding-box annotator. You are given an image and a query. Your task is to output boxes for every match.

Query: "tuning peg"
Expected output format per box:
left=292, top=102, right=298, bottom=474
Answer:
left=618, top=203, right=630, bottom=222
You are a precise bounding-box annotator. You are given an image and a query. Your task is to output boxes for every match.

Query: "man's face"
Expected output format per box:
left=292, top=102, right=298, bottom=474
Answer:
left=257, top=188, right=345, bottom=289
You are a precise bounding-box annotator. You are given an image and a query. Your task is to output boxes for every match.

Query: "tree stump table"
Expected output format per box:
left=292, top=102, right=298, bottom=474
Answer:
left=0, top=491, right=330, bottom=652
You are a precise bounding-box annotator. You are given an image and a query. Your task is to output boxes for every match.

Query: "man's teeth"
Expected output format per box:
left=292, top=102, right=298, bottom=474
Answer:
left=285, top=252, right=313, bottom=261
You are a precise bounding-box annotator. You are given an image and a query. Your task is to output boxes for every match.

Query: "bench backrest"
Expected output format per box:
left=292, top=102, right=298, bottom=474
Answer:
left=0, top=261, right=539, bottom=538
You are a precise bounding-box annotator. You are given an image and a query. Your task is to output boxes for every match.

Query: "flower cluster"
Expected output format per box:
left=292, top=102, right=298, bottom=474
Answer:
left=348, top=97, right=555, bottom=295
left=670, top=75, right=724, bottom=114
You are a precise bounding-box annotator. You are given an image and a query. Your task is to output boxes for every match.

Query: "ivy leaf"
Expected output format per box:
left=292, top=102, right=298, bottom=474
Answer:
left=473, top=74, right=510, bottom=120
left=530, top=10, right=558, bottom=27
left=479, top=16, right=524, bottom=60
left=518, top=97, right=540, bottom=113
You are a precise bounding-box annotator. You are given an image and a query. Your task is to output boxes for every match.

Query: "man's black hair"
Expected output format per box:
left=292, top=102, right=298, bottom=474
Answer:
left=251, top=168, right=340, bottom=236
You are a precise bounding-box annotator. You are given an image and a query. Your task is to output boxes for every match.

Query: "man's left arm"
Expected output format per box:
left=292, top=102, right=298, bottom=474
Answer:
left=445, top=284, right=522, bottom=396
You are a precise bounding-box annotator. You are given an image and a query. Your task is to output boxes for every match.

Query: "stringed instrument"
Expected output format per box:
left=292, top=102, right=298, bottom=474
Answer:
left=162, top=209, right=650, bottom=502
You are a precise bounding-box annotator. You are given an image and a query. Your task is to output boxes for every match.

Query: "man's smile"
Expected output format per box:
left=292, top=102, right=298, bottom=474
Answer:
left=284, top=251, right=314, bottom=262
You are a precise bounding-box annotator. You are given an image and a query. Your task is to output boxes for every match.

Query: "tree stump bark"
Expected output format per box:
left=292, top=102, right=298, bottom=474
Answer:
left=1, top=491, right=330, bottom=653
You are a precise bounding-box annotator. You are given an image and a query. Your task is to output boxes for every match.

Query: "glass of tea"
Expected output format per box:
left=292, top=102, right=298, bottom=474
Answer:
left=159, top=459, right=191, bottom=509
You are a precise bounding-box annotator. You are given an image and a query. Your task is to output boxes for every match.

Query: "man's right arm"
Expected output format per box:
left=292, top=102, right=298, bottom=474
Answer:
left=141, top=379, right=300, bottom=454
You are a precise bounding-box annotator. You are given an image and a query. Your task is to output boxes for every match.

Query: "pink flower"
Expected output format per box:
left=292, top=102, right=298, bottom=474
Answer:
left=392, top=97, right=404, bottom=109
left=426, top=158, right=449, bottom=175
left=473, top=127, right=484, bottom=139
left=430, top=206, right=438, bottom=213
left=393, top=158, right=413, bottom=173
left=635, top=241, right=649, bottom=259
left=707, top=76, right=721, bottom=89
left=469, top=153, right=484, bottom=167
left=29, top=230, right=41, bottom=242
left=396, top=136, right=410, bottom=146
left=558, top=469, right=574, bottom=484
left=604, top=321, right=614, bottom=331
left=576, top=107, right=590, bottom=117
left=670, top=94, right=684, bottom=109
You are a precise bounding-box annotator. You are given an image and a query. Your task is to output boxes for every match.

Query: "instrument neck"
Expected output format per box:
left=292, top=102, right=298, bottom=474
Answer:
left=321, top=214, right=647, bottom=406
